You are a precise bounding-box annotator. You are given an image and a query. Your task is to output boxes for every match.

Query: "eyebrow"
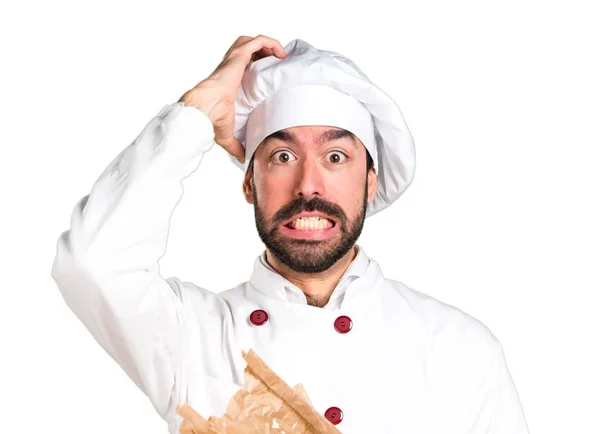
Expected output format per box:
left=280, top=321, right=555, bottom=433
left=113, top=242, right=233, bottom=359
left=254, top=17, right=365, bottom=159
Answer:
left=263, top=128, right=359, bottom=149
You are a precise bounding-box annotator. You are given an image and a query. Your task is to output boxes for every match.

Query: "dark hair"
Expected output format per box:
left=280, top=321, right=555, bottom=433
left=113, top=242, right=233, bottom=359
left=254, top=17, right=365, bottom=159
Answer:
left=366, top=151, right=374, bottom=172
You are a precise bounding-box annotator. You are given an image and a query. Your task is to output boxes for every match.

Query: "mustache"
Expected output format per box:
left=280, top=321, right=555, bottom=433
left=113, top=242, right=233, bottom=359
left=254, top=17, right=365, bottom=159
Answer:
left=273, top=196, right=346, bottom=226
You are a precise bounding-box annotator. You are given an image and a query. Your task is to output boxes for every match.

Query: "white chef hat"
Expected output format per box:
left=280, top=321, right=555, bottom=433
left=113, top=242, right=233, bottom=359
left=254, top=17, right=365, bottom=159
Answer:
left=229, top=38, right=416, bottom=217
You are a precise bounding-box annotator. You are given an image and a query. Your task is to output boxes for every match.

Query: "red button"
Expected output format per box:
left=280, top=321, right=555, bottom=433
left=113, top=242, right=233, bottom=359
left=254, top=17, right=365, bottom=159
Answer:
left=334, top=315, right=353, bottom=334
left=324, top=406, right=343, bottom=425
left=249, top=309, right=268, bottom=326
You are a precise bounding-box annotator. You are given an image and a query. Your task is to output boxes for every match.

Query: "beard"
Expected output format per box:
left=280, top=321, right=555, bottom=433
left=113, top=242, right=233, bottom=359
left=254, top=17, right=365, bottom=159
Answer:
left=252, top=178, right=368, bottom=273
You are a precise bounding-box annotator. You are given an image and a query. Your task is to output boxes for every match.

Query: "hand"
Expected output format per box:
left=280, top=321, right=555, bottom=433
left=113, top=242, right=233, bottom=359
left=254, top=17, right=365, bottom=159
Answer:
left=178, top=35, right=287, bottom=164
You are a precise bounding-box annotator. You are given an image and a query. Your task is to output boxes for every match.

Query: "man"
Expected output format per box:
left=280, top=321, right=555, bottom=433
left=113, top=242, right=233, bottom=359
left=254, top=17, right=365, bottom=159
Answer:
left=51, top=36, right=529, bottom=433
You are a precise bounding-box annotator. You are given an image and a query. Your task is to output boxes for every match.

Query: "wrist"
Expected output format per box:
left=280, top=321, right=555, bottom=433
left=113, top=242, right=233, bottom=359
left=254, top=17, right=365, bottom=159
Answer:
left=178, top=89, right=215, bottom=118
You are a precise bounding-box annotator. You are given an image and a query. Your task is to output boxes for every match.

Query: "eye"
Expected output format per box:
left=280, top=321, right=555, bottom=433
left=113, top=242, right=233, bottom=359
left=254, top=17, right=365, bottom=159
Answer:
left=327, top=151, right=347, bottom=164
left=271, top=150, right=296, bottom=164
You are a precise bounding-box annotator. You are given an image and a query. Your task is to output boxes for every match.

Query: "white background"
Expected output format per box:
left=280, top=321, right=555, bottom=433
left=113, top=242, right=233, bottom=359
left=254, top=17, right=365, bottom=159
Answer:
left=1, top=0, right=598, bottom=432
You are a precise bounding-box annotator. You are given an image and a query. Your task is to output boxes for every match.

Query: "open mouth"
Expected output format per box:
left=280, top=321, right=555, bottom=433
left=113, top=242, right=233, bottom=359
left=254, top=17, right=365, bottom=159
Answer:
left=280, top=215, right=339, bottom=240
left=283, top=216, right=336, bottom=231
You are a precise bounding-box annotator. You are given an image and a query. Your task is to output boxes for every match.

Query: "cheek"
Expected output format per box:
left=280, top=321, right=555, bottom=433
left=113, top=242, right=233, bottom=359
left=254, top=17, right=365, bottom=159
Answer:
left=331, top=177, right=365, bottom=206
left=255, top=178, right=293, bottom=216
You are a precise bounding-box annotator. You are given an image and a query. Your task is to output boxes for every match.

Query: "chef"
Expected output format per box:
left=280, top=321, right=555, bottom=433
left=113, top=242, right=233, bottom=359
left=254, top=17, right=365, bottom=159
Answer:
left=51, top=36, right=529, bottom=433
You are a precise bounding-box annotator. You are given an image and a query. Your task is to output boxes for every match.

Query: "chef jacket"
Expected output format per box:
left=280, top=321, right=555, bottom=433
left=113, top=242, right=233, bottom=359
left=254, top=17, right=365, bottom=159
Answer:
left=51, top=101, right=530, bottom=434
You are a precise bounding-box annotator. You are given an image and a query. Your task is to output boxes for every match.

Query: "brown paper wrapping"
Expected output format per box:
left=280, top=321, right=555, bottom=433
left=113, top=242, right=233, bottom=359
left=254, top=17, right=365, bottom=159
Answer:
left=176, top=349, right=342, bottom=433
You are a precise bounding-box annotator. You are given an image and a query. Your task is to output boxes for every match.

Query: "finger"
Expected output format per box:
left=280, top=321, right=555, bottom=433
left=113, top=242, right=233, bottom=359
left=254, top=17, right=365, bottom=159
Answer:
left=223, top=35, right=253, bottom=60
left=212, top=36, right=252, bottom=73
left=246, top=35, right=287, bottom=58
left=213, top=36, right=267, bottom=75
left=232, top=35, right=286, bottom=62
left=251, top=47, right=273, bottom=62
left=215, top=36, right=285, bottom=79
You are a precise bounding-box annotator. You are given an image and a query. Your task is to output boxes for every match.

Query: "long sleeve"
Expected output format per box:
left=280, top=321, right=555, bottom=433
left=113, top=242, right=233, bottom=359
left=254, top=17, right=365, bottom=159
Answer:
left=50, top=101, right=215, bottom=423
left=468, top=337, right=530, bottom=433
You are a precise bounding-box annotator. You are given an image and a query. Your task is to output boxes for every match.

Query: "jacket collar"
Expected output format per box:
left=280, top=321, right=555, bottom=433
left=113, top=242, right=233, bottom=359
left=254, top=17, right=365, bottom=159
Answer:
left=249, top=244, right=375, bottom=310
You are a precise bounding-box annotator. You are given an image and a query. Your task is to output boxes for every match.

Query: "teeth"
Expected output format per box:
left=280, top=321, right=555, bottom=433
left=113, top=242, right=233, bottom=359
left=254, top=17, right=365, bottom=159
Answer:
left=290, top=217, right=333, bottom=231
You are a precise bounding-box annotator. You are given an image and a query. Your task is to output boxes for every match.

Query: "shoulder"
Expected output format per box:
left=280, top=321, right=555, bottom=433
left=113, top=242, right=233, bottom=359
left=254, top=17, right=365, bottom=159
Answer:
left=381, top=277, right=501, bottom=361
left=382, top=278, right=505, bottom=396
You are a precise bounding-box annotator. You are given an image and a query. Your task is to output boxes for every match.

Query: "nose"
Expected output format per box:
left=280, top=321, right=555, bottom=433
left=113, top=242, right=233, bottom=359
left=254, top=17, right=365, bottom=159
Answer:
left=293, top=157, right=326, bottom=200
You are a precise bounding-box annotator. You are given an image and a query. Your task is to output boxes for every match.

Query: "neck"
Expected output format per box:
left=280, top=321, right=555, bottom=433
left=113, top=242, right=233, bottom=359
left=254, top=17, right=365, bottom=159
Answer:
left=265, top=245, right=358, bottom=307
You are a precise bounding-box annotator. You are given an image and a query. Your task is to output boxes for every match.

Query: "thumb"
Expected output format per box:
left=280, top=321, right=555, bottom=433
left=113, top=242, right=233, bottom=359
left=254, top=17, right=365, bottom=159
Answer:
left=216, top=134, right=246, bottom=164
left=212, top=111, right=246, bottom=164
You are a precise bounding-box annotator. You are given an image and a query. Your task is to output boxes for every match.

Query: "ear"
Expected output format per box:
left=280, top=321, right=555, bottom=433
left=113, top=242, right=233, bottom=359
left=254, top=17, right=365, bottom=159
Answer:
left=242, top=167, right=254, bottom=205
left=367, top=167, right=377, bottom=204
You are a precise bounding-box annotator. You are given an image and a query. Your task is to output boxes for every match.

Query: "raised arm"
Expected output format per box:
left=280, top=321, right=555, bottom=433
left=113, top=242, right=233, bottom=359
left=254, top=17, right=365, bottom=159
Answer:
left=50, top=101, right=215, bottom=419
left=50, top=35, right=287, bottom=430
